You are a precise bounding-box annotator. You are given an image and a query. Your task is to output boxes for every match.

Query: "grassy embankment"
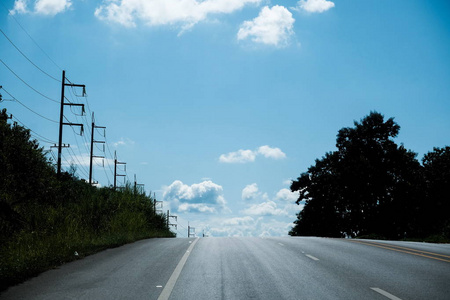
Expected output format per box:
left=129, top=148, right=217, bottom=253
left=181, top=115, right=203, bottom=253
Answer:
left=0, top=182, right=175, bottom=292
left=0, top=108, right=174, bottom=291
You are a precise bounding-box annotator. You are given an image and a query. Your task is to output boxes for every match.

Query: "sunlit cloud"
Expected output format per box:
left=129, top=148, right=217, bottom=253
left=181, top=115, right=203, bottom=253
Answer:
left=237, top=5, right=295, bottom=47
left=95, top=0, right=261, bottom=32
left=163, top=180, right=229, bottom=214
left=294, top=0, right=335, bottom=13
left=219, top=145, right=286, bottom=164
left=10, top=0, right=72, bottom=16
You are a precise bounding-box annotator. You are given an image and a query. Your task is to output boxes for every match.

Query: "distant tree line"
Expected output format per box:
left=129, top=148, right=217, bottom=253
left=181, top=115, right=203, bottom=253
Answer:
left=289, top=112, right=450, bottom=240
left=0, top=108, right=174, bottom=290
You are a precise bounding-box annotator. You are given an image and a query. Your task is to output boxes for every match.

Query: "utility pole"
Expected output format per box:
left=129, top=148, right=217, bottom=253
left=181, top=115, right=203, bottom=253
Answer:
left=114, top=151, right=126, bottom=190
left=134, top=174, right=145, bottom=194
left=57, top=70, right=86, bottom=177
left=166, top=210, right=177, bottom=229
left=89, top=112, right=105, bottom=185
left=154, top=196, right=163, bottom=215
left=188, top=222, right=195, bottom=237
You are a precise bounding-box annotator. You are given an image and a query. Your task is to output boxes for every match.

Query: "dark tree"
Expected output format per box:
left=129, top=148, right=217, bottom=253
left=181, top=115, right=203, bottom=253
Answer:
left=421, top=147, right=450, bottom=237
left=290, top=112, right=423, bottom=238
left=0, top=108, right=56, bottom=234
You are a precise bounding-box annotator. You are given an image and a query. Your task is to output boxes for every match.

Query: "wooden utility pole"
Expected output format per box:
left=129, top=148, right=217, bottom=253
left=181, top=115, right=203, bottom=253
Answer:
left=89, top=112, right=105, bottom=185
left=57, top=70, right=86, bottom=177
left=114, top=151, right=126, bottom=190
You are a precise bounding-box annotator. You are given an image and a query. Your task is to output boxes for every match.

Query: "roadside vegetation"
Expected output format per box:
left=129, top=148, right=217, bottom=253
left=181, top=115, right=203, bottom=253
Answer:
left=289, top=112, right=450, bottom=242
left=0, top=108, right=174, bottom=291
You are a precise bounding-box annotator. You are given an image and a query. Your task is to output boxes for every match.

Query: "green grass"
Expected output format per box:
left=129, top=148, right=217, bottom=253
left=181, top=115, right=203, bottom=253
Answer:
left=0, top=185, right=175, bottom=292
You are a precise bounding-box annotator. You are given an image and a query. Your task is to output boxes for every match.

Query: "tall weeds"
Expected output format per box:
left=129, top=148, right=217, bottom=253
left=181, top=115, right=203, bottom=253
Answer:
left=0, top=109, right=174, bottom=291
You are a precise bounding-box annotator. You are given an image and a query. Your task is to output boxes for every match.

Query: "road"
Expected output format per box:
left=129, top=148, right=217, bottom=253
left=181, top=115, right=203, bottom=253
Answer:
left=1, top=237, right=449, bottom=299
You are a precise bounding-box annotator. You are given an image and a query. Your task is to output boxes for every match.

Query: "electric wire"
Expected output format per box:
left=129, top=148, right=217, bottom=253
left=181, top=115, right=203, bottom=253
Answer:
left=11, top=114, right=56, bottom=144
left=1, top=87, right=58, bottom=123
left=0, top=1, right=63, bottom=71
left=0, top=59, right=59, bottom=103
left=0, top=29, right=60, bottom=82
left=67, top=147, right=89, bottom=178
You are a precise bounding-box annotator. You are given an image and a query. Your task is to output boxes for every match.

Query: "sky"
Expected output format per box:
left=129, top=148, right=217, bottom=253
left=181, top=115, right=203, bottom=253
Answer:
left=1, top=0, right=449, bottom=237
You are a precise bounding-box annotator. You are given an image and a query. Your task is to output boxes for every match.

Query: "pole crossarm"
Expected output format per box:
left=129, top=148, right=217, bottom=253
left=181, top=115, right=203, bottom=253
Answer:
left=57, top=70, right=87, bottom=177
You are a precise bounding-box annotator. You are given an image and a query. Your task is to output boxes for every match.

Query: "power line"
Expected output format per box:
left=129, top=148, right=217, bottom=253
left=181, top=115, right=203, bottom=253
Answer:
left=0, top=1, right=63, bottom=71
left=11, top=114, right=56, bottom=144
left=0, top=29, right=60, bottom=82
left=0, top=59, right=59, bottom=103
left=1, top=87, right=58, bottom=123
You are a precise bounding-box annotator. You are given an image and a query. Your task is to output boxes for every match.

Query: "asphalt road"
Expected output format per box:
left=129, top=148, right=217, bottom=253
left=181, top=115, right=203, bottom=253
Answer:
left=1, top=237, right=449, bottom=299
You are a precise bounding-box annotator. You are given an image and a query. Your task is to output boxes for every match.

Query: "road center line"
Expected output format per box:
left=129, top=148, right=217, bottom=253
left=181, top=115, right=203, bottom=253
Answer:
left=305, top=254, right=319, bottom=261
left=157, top=238, right=199, bottom=300
left=371, top=287, right=402, bottom=300
left=350, top=240, right=450, bottom=263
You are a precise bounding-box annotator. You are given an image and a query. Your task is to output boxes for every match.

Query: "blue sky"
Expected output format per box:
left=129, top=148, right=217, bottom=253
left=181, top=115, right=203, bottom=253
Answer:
left=1, top=0, right=449, bottom=237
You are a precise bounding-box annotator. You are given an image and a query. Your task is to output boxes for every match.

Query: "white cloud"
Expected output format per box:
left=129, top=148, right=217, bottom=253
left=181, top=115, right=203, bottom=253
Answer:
left=113, top=137, right=135, bottom=147
left=282, top=179, right=293, bottom=186
left=295, top=0, right=335, bottom=13
left=222, top=216, right=254, bottom=226
left=275, top=188, right=299, bottom=202
left=10, top=0, right=72, bottom=16
left=35, top=0, right=71, bottom=15
left=163, top=180, right=228, bottom=213
left=242, top=200, right=287, bottom=216
left=10, top=0, right=28, bottom=15
left=95, top=0, right=261, bottom=30
left=257, top=145, right=286, bottom=159
left=219, top=145, right=286, bottom=164
left=178, top=203, right=216, bottom=213
left=237, top=5, right=295, bottom=47
left=219, top=149, right=256, bottom=163
left=242, top=183, right=259, bottom=200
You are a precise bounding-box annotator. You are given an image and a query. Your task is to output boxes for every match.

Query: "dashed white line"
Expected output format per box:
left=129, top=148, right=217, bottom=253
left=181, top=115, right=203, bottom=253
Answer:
left=305, top=254, right=319, bottom=261
left=157, top=238, right=199, bottom=300
left=371, top=287, right=402, bottom=300
left=278, top=243, right=284, bottom=246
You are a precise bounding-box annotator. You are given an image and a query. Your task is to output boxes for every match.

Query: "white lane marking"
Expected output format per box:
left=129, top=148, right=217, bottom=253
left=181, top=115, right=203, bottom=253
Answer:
left=156, top=286, right=163, bottom=288
left=278, top=243, right=284, bottom=246
left=305, top=254, right=319, bottom=261
left=157, top=238, right=199, bottom=300
left=371, top=288, right=402, bottom=300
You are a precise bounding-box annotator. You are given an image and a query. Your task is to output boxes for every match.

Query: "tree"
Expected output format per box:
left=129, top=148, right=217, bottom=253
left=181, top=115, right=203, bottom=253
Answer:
left=421, top=147, right=450, bottom=237
left=0, top=108, right=56, bottom=234
left=290, top=112, right=423, bottom=238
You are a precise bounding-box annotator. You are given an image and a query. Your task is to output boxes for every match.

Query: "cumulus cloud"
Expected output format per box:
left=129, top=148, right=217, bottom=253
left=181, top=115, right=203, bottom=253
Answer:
left=275, top=188, right=300, bottom=202
left=35, top=0, right=71, bottom=15
left=113, top=137, right=135, bottom=147
left=10, top=0, right=72, bottom=16
left=295, top=0, right=335, bottom=13
left=242, top=200, right=287, bottom=216
left=242, top=183, right=259, bottom=201
left=219, top=149, right=256, bottom=164
left=163, top=180, right=228, bottom=213
left=219, top=145, right=286, bottom=164
left=95, top=0, right=261, bottom=30
left=257, top=145, right=286, bottom=159
left=222, top=216, right=255, bottom=226
left=237, top=5, right=295, bottom=47
left=10, top=0, right=28, bottom=14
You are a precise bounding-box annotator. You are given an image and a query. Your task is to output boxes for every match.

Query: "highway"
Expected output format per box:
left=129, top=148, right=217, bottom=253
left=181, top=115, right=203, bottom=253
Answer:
left=1, top=237, right=449, bottom=299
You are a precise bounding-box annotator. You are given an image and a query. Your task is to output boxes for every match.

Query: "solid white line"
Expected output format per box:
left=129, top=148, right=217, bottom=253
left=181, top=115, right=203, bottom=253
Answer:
left=371, top=287, right=402, bottom=300
left=157, top=238, right=199, bottom=300
left=305, top=254, right=319, bottom=261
